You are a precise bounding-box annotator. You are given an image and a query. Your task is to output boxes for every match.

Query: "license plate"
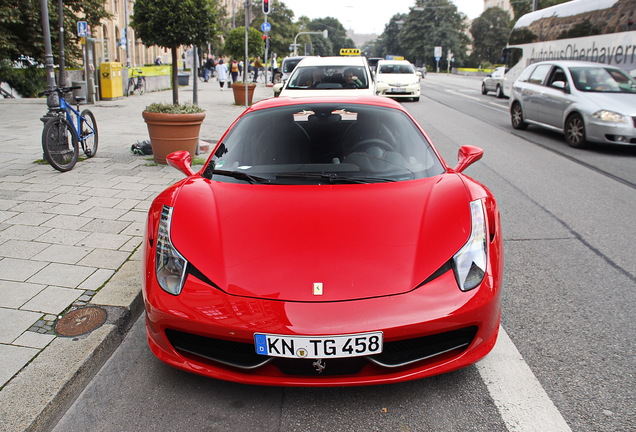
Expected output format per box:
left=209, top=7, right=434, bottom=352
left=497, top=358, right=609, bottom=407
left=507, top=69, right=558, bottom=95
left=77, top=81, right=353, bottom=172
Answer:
left=254, top=332, right=383, bottom=359
left=390, top=87, right=407, bottom=93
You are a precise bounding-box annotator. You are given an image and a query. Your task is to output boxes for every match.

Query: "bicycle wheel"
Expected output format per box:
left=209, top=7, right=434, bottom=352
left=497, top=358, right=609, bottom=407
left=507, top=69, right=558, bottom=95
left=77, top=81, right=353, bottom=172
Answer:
left=138, top=77, right=146, bottom=95
left=198, top=69, right=206, bottom=82
left=80, top=109, right=98, bottom=158
left=42, top=116, right=79, bottom=172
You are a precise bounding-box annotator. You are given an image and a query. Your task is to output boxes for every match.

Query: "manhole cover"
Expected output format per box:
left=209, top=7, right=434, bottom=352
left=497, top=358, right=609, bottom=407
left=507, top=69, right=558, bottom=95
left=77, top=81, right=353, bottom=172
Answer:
left=55, top=307, right=107, bottom=337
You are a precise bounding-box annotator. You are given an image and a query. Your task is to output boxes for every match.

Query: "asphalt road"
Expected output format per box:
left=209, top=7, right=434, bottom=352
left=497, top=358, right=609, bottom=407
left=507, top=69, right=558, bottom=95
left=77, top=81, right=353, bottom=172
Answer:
left=52, top=75, right=636, bottom=432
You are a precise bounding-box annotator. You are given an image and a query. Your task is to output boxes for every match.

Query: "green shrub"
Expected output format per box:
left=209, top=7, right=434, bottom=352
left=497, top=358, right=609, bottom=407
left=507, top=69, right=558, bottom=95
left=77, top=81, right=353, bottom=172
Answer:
left=0, top=61, right=46, bottom=97
left=144, top=101, right=205, bottom=114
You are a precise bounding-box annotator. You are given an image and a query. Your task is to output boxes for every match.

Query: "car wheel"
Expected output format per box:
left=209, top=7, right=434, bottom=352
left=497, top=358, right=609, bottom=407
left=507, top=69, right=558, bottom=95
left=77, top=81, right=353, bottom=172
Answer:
left=565, top=113, right=588, bottom=148
left=481, top=83, right=487, bottom=95
left=510, top=102, right=528, bottom=130
left=496, top=85, right=503, bottom=98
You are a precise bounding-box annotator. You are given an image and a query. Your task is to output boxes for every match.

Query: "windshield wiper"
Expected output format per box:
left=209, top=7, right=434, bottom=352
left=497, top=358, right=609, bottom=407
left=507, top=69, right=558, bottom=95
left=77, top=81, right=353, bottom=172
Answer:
left=212, top=169, right=271, bottom=184
left=275, top=172, right=396, bottom=184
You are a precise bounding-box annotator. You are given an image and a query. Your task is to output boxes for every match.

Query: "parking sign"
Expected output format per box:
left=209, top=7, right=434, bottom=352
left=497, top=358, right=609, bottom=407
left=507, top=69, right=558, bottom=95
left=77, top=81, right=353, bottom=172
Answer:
left=77, top=21, right=88, bottom=37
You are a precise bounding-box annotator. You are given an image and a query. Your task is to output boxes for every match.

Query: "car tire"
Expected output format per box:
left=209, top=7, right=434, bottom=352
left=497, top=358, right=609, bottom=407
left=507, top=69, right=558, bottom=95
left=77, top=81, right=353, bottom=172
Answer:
left=510, top=102, right=528, bottom=130
left=564, top=113, right=588, bottom=148
left=496, top=85, right=503, bottom=98
left=481, top=83, right=487, bottom=95
left=412, top=97, right=420, bottom=102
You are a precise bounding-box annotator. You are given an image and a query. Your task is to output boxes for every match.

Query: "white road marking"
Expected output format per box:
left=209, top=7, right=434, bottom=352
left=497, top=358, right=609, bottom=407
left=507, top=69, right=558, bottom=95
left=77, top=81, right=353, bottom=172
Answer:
left=477, top=327, right=573, bottom=432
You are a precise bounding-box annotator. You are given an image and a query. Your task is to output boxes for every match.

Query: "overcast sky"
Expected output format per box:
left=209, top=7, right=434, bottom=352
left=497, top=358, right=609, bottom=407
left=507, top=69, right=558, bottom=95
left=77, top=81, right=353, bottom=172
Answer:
left=276, top=0, right=485, bottom=35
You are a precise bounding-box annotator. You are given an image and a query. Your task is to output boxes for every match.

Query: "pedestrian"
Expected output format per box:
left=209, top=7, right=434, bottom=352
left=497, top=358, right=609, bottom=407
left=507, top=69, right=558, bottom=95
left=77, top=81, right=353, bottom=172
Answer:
left=253, top=56, right=263, bottom=82
left=230, top=59, right=240, bottom=84
left=154, top=56, right=163, bottom=66
left=270, top=53, right=279, bottom=83
left=215, top=59, right=228, bottom=90
left=204, top=54, right=215, bottom=82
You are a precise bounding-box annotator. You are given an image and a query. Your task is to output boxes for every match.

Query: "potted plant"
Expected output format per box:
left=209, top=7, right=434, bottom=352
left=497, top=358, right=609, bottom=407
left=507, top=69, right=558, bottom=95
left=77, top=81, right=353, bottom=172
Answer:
left=142, top=102, right=205, bottom=164
left=223, top=27, right=263, bottom=105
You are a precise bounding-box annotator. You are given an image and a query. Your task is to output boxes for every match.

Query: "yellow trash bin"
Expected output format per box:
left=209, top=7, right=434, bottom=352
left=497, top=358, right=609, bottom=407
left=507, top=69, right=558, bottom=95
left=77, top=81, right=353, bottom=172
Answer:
left=100, top=62, right=123, bottom=99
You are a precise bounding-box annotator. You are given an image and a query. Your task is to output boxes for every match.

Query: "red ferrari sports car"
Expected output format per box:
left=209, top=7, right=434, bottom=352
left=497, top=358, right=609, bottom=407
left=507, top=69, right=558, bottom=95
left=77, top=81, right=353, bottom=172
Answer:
left=143, top=96, right=503, bottom=387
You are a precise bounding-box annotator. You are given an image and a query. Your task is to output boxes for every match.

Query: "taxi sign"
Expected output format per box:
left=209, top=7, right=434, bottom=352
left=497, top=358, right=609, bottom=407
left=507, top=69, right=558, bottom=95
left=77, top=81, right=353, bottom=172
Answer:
left=339, top=48, right=361, bottom=56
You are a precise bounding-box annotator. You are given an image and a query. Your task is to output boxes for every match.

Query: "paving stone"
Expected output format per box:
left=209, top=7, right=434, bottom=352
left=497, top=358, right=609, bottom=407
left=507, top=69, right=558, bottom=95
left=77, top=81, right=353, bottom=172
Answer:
left=0, top=258, right=48, bottom=282
left=27, top=263, right=96, bottom=288
left=0, top=344, right=39, bottom=388
left=0, top=240, right=49, bottom=259
left=12, top=331, right=55, bottom=349
left=77, top=249, right=131, bottom=270
left=0, top=308, right=42, bottom=343
left=0, top=281, right=46, bottom=309
left=31, top=244, right=93, bottom=265
left=21, top=286, right=82, bottom=315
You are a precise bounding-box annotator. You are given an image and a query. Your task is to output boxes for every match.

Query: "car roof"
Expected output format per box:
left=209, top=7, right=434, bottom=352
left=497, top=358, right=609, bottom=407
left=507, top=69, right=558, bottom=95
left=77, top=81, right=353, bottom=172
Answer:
left=529, top=60, right=623, bottom=69
left=377, top=59, right=411, bottom=65
left=295, top=56, right=370, bottom=67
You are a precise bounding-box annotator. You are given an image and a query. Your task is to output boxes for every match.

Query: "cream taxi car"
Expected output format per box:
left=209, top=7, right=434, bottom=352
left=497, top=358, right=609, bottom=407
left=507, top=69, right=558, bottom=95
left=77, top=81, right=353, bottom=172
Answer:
left=278, top=56, right=375, bottom=98
left=375, top=60, right=421, bottom=102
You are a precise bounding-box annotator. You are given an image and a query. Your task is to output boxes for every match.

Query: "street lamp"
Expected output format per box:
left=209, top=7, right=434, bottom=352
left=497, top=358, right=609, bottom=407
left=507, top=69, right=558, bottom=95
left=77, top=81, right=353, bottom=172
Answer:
left=293, top=30, right=328, bottom=56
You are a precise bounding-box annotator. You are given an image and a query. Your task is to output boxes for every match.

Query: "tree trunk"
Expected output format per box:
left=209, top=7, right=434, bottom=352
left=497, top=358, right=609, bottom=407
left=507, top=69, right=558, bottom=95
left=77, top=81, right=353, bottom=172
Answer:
left=171, top=48, right=179, bottom=105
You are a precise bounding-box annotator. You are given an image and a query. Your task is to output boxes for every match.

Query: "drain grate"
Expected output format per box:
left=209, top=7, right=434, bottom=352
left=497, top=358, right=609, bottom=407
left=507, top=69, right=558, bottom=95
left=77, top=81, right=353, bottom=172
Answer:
left=54, top=306, right=107, bottom=337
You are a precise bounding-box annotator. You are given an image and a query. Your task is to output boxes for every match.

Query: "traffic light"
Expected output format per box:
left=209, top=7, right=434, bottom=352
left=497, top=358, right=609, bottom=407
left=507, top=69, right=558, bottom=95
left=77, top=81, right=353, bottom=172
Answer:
left=263, top=0, right=270, bottom=14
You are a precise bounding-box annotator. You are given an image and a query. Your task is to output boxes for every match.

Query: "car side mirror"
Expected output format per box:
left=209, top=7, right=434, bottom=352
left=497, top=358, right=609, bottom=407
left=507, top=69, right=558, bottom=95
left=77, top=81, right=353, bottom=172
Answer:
left=453, top=145, right=484, bottom=173
left=551, top=81, right=569, bottom=92
left=167, top=151, right=196, bottom=176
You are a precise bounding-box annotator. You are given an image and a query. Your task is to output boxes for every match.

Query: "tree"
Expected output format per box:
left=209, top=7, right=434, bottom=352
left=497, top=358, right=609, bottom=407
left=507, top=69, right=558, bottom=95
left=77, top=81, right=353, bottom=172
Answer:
left=0, top=0, right=109, bottom=66
left=308, top=17, right=353, bottom=56
left=223, top=26, right=264, bottom=80
left=131, top=0, right=218, bottom=104
left=470, top=7, right=511, bottom=66
left=375, top=14, right=406, bottom=59
left=398, top=0, right=470, bottom=69
left=511, top=0, right=570, bottom=21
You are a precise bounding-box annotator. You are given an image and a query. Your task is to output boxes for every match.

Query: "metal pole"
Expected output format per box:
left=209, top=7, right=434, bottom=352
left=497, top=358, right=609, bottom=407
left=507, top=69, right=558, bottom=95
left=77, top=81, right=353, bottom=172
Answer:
left=124, top=0, right=130, bottom=67
left=57, top=0, right=66, bottom=87
left=264, top=15, right=269, bottom=86
left=39, top=0, right=58, bottom=111
left=193, top=46, right=199, bottom=105
left=244, top=0, right=249, bottom=106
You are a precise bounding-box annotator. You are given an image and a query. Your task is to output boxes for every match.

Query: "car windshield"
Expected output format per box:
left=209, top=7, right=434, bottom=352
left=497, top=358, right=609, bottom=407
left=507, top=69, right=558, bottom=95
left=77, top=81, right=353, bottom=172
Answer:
left=378, top=64, right=415, bottom=74
left=282, top=59, right=303, bottom=73
left=569, top=67, right=636, bottom=93
left=286, top=66, right=369, bottom=90
left=209, top=103, right=445, bottom=185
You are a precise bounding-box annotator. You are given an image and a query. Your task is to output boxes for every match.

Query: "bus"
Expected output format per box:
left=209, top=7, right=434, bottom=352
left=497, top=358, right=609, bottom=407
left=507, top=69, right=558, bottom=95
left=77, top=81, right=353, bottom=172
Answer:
left=502, top=0, right=636, bottom=97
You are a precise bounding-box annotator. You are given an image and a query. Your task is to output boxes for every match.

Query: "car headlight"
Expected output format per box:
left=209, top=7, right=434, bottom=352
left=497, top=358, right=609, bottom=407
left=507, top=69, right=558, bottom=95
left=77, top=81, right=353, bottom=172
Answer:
left=156, top=205, right=188, bottom=295
left=453, top=200, right=487, bottom=291
left=593, top=110, right=629, bottom=123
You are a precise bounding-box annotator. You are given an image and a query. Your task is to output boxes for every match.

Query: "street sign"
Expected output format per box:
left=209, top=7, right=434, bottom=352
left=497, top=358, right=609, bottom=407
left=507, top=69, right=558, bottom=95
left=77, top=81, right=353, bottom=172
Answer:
left=77, top=21, right=88, bottom=37
left=261, top=22, right=271, bottom=32
left=434, top=46, right=442, bottom=58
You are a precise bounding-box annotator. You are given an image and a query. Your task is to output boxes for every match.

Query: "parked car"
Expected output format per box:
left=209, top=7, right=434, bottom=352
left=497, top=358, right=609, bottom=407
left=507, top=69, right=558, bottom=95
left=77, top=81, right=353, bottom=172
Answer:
left=510, top=60, right=636, bottom=148
left=374, top=60, right=421, bottom=102
left=143, top=95, right=503, bottom=387
left=278, top=56, right=375, bottom=98
left=273, top=56, right=308, bottom=97
left=481, top=66, right=507, bottom=98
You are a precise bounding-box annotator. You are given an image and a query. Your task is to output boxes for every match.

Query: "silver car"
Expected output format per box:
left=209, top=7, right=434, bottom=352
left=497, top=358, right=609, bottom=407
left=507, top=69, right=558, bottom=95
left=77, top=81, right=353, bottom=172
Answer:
left=509, top=60, right=636, bottom=148
left=481, top=66, right=507, bottom=98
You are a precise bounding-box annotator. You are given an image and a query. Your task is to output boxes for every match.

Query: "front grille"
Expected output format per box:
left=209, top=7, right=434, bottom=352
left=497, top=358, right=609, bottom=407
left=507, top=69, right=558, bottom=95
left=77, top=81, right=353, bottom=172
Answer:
left=166, top=326, right=477, bottom=375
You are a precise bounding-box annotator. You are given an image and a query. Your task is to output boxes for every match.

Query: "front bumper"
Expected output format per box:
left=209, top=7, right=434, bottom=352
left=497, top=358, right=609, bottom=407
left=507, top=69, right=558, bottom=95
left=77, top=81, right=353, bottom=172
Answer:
left=585, top=114, right=636, bottom=145
left=143, top=269, right=501, bottom=387
left=376, top=83, right=421, bottom=99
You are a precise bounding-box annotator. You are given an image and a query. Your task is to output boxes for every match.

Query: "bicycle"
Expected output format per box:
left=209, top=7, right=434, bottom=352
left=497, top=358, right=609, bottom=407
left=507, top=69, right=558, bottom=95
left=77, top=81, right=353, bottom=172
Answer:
left=127, top=69, right=146, bottom=96
left=40, top=86, right=98, bottom=172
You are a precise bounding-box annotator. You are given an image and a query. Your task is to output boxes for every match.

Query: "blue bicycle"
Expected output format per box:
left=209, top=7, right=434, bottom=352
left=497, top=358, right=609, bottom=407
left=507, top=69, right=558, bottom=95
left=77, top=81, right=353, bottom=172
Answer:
left=41, top=86, right=98, bottom=172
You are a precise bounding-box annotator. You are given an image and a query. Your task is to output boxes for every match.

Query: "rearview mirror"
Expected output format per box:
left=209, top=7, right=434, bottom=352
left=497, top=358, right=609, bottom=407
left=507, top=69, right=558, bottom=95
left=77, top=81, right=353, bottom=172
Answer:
left=453, top=145, right=484, bottom=173
left=167, top=151, right=196, bottom=177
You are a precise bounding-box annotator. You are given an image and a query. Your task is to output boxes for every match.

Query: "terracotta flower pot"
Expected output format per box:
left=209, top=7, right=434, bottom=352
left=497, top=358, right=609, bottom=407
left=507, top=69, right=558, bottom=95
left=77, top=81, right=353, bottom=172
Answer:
left=232, top=83, right=256, bottom=105
left=142, top=111, right=206, bottom=164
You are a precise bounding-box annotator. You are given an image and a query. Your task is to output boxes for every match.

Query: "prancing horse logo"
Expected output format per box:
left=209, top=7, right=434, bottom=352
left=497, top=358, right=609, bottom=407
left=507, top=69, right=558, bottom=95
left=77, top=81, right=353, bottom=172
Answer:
left=313, top=358, right=326, bottom=373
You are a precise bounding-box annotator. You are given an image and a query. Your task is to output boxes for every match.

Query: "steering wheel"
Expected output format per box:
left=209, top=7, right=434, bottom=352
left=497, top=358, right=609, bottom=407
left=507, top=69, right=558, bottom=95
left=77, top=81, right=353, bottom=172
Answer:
left=350, top=138, right=395, bottom=155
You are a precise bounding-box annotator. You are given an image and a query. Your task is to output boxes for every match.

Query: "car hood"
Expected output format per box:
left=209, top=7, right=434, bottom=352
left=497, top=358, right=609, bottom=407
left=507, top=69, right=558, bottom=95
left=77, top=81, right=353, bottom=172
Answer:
left=169, top=175, right=472, bottom=302
left=377, top=74, right=418, bottom=85
left=581, top=92, right=636, bottom=115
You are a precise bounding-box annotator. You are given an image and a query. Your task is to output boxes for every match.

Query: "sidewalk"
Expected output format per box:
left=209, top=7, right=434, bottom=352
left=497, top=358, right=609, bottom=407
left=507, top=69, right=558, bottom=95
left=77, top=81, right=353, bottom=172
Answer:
left=0, top=78, right=274, bottom=432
